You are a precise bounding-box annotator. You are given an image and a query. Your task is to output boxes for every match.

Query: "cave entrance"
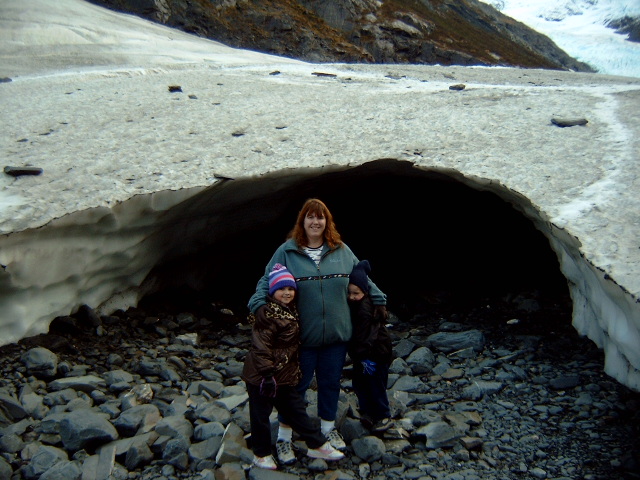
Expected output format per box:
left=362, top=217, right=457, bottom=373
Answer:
left=141, top=159, right=571, bottom=331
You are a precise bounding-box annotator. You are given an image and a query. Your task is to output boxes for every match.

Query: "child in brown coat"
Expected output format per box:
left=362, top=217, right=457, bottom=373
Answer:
left=242, top=263, right=345, bottom=469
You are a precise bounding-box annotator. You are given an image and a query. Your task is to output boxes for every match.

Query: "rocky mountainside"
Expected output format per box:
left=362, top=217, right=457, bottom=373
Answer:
left=87, top=0, right=595, bottom=72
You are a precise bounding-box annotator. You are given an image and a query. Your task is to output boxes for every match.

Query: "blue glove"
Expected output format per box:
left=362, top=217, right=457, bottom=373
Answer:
left=361, top=359, right=377, bottom=375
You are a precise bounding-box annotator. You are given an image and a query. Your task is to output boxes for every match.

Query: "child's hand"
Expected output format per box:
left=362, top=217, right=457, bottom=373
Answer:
left=361, top=359, right=377, bottom=375
left=260, top=377, right=277, bottom=397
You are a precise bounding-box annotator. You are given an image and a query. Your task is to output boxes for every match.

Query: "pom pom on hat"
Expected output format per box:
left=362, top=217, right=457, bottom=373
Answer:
left=349, top=260, right=371, bottom=293
left=269, top=263, right=297, bottom=296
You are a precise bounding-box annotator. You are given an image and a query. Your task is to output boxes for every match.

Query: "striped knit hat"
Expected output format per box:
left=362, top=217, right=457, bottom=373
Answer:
left=269, top=263, right=297, bottom=296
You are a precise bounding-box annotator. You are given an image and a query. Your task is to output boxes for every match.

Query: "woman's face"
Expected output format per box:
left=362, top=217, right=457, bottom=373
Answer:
left=304, top=212, right=326, bottom=241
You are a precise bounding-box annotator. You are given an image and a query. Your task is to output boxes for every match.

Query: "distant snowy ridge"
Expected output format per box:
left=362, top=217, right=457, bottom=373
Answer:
left=480, top=0, right=640, bottom=78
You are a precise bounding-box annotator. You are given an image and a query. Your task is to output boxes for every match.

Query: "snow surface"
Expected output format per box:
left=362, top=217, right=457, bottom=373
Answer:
left=480, top=0, right=640, bottom=78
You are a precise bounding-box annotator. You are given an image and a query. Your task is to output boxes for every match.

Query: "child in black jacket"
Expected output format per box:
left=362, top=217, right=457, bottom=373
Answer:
left=347, top=260, right=393, bottom=432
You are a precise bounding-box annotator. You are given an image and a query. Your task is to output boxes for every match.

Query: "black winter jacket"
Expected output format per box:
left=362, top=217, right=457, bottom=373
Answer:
left=348, top=295, right=392, bottom=365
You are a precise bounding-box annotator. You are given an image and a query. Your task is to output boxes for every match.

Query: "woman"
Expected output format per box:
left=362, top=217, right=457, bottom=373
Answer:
left=248, top=198, right=388, bottom=465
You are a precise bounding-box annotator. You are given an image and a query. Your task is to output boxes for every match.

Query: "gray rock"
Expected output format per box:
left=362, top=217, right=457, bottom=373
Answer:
left=200, top=369, right=224, bottom=382
left=48, top=375, right=107, bottom=393
left=0, top=456, right=12, bottom=479
left=107, top=353, right=125, bottom=367
left=113, top=404, right=161, bottom=437
left=102, top=369, right=134, bottom=386
left=124, top=440, right=154, bottom=470
left=43, top=387, right=78, bottom=406
left=461, top=380, right=504, bottom=400
left=412, top=409, right=441, bottom=427
left=20, top=347, right=58, bottom=379
left=0, top=391, right=27, bottom=421
left=390, top=375, right=428, bottom=393
left=352, top=435, right=386, bottom=462
left=19, top=384, right=49, bottom=419
left=59, top=409, right=119, bottom=451
left=393, top=339, right=417, bottom=358
left=417, top=421, right=458, bottom=449
left=214, top=393, right=249, bottom=411
left=427, top=330, right=485, bottom=353
left=193, top=421, right=225, bottom=441
left=549, top=374, right=580, bottom=390
left=83, top=443, right=117, bottom=480
left=246, top=463, right=299, bottom=479
left=405, top=346, right=436, bottom=374
left=188, top=436, right=222, bottom=465
left=551, top=117, right=588, bottom=127
left=0, top=431, right=24, bottom=453
left=195, top=403, right=231, bottom=424
left=23, top=445, right=68, bottom=480
left=340, top=416, right=369, bottom=444
left=162, top=435, right=190, bottom=470
left=155, top=414, right=194, bottom=438
left=39, top=459, right=82, bottom=480
left=389, top=357, right=412, bottom=375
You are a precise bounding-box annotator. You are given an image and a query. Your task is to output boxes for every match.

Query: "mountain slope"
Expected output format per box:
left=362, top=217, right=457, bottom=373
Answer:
left=87, top=0, right=595, bottom=72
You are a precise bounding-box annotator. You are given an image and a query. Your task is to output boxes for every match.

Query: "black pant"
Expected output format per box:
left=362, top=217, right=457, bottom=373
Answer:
left=247, top=382, right=326, bottom=457
left=352, top=360, right=392, bottom=422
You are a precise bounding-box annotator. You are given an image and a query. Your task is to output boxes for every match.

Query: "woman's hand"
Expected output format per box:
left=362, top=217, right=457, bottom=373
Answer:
left=374, top=305, right=388, bottom=322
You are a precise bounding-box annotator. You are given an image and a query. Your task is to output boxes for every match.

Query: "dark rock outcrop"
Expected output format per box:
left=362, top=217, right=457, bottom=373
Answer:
left=608, top=15, right=640, bottom=43
left=87, top=0, right=596, bottom=72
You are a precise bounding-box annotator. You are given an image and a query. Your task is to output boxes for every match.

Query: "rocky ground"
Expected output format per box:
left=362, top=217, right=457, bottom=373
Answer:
left=1, top=288, right=639, bottom=480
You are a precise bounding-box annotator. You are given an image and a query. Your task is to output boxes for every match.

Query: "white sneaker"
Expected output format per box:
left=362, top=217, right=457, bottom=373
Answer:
left=325, top=428, right=347, bottom=450
left=276, top=440, right=296, bottom=465
left=252, top=454, right=277, bottom=470
left=306, top=441, right=345, bottom=461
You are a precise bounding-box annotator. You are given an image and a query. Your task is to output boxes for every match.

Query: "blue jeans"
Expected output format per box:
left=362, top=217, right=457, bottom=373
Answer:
left=279, top=342, right=348, bottom=423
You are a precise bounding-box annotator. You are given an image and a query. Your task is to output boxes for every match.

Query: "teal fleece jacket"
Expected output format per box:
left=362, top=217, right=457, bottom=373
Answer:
left=248, top=239, right=387, bottom=348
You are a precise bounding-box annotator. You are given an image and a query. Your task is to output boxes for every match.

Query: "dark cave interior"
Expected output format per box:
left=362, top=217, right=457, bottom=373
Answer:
left=139, top=160, right=571, bottom=326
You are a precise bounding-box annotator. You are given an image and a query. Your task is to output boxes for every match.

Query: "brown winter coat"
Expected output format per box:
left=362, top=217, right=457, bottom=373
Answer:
left=242, top=297, right=302, bottom=386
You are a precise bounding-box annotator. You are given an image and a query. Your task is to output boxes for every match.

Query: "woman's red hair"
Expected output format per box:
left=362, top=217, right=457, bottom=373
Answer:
left=288, top=198, right=342, bottom=249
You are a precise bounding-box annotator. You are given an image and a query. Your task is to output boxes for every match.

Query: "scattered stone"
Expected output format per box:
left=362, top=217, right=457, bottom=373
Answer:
left=551, top=117, right=588, bottom=127
left=311, top=72, right=337, bottom=77
left=4, top=165, right=44, bottom=177
left=0, top=292, right=637, bottom=479
left=21, top=347, right=58, bottom=379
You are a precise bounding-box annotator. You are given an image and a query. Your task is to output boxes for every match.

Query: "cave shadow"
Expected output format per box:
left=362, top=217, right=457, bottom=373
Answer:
left=140, top=159, right=571, bottom=334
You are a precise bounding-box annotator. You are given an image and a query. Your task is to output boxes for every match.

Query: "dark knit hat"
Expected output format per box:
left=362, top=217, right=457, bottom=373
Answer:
left=349, top=260, right=371, bottom=293
left=269, top=263, right=297, bottom=296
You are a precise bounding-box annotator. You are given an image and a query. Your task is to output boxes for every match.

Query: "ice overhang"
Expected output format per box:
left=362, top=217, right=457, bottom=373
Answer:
left=1, top=159, right=639, bottom=392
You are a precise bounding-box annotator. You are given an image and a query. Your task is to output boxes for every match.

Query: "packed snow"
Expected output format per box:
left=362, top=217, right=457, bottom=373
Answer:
left=480, top=0, right=640, bottom=78
left=1, top=0, right=640, bottom=392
